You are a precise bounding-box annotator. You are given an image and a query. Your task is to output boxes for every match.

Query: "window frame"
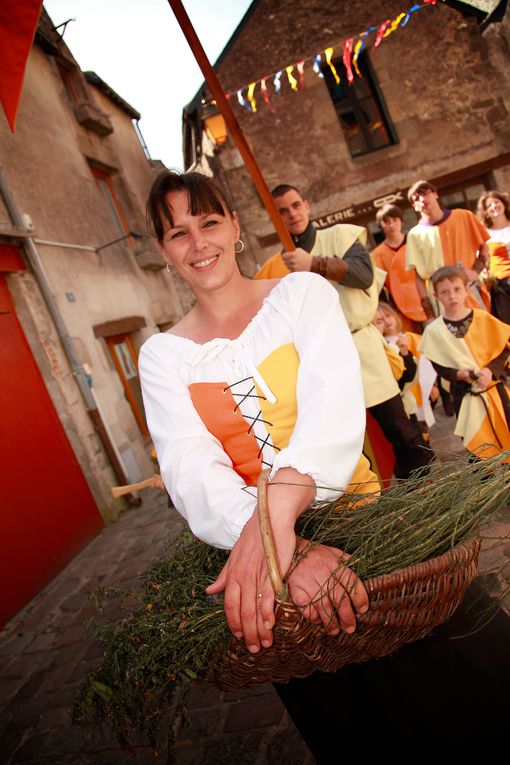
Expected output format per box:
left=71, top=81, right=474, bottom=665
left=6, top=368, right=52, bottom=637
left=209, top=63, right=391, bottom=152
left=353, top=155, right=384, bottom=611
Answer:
left=105, top=333, right=149, bottom=438
left=322, top=51, right=398, bottom=158
left=90, top=165, right=130, bottom=239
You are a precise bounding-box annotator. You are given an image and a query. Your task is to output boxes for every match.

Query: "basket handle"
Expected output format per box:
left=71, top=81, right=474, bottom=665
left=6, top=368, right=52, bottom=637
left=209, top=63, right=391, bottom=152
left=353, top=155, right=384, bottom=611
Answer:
left=257, top=469, right=284, bottom=598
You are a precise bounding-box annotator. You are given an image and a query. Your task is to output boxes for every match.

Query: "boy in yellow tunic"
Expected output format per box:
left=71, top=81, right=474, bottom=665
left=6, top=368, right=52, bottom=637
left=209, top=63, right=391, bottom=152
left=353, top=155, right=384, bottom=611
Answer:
left=419, top=266, right=510, bottom=459
left=406, top=180, right=489, bottom=319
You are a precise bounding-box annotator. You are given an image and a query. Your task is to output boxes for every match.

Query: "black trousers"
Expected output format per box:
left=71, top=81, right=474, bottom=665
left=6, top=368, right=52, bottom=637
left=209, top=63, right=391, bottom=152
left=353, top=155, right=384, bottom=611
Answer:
left=491, top=277, right=510, bottom=325
left=275, top=582, right=510, bottom=763
left=368, top=394, right=433, bottom=479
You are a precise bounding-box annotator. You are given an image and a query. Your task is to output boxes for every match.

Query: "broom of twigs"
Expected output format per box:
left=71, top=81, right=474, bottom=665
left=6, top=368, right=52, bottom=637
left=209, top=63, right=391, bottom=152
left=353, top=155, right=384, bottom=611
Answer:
left=73, top=449, right=510, bottom=752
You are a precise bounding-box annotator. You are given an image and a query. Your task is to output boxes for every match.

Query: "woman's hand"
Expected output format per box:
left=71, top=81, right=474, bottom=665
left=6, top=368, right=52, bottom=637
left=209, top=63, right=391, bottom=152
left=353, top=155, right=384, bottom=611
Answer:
left=206, top=512, right=292, bottom=653
left=287, top=538, right=369, bottom=635
left=395, top=333, right=409, bottom=357
left=206, top=467, right=314, bottom=653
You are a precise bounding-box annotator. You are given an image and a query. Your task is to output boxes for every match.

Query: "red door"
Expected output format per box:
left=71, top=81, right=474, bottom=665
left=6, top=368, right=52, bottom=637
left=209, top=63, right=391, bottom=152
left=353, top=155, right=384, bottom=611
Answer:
left=0, top=272, right=103, bottom=627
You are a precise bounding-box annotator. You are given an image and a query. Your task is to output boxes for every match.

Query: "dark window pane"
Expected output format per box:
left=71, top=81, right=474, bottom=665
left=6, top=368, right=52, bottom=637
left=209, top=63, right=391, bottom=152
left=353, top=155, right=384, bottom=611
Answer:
left=322, top=52, right=395, bottom=157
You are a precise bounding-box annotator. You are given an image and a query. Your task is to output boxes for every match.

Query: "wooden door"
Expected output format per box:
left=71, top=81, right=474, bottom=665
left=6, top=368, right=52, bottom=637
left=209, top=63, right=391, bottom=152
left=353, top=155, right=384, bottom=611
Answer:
left=0, top=274, right=103, bottom=627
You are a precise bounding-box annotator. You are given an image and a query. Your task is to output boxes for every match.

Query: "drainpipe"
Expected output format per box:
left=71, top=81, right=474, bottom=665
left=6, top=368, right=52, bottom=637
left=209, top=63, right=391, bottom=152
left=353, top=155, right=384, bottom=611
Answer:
left=0, top=167, right=141, bottom=508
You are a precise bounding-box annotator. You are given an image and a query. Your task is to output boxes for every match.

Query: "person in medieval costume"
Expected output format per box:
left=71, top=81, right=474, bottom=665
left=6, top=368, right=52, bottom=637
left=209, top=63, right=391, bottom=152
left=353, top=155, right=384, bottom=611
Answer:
left=371, top=203, right=426, bottom=328
left=406, top=179, right=490, bottom=320
left=419, top=265, right=510, bottom=459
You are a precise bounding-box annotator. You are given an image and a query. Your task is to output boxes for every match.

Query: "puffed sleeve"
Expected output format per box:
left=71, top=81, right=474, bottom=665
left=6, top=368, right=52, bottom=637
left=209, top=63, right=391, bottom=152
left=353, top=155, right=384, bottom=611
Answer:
left=269, top=273, right=366, bottom=501
left=139, top=337, right=256, bottom=550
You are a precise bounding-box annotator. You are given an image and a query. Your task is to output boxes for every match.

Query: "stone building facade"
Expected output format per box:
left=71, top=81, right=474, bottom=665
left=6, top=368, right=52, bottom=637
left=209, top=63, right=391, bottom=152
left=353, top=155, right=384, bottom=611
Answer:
left=183, top=0, right=510, bottom=262
left=0, top=8, right=189, bottom=623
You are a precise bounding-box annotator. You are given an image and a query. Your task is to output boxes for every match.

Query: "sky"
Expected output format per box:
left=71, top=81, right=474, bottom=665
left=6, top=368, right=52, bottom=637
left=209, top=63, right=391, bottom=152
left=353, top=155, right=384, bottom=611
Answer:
left=43, top=0, right=254, bottom=170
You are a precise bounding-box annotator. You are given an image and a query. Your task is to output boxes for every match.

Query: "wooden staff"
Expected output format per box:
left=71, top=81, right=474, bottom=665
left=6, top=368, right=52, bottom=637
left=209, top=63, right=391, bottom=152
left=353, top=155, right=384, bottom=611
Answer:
left=167, top=0, right=294, bottom=252
left=111, top=475, right=164, bottom=498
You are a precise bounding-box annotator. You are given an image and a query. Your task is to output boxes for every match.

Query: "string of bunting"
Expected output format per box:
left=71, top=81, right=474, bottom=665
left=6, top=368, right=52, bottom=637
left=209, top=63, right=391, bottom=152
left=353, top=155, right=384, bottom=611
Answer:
left=224, top=0, right=438, bottom=114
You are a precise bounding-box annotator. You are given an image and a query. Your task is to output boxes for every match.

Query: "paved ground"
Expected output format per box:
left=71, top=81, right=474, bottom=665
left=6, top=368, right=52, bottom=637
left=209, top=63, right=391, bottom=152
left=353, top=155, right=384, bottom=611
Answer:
left=1, top=409, right=509, bottom=764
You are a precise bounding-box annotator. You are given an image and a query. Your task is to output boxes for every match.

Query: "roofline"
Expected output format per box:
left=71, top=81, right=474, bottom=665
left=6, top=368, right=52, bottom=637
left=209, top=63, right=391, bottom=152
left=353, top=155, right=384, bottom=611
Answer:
left=184, top=0, right=261, bottom=115
left=84, top=71, right=141, bottom=120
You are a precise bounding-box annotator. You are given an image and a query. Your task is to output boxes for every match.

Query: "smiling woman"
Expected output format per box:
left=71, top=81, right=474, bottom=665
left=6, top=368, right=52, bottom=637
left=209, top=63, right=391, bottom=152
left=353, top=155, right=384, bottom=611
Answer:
left=140, top=169, right=375, bottom=648
left=150, top=173, right=241, bottom=304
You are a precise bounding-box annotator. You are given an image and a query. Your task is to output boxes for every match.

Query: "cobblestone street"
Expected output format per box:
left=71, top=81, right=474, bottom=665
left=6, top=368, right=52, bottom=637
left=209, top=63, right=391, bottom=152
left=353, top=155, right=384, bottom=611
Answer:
left=1, top=410, right=509, bottom=765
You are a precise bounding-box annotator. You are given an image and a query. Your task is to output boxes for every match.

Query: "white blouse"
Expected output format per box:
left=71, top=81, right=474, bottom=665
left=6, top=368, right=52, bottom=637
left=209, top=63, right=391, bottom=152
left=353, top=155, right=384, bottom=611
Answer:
left=487, top=225, right=510, bottom=244
left=139, top=273, right=365, bottom=550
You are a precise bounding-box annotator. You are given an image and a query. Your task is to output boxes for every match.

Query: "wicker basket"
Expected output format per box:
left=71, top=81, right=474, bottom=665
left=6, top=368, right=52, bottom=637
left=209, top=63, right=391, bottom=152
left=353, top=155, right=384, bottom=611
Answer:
left=210, top=471, right=480, bottom=691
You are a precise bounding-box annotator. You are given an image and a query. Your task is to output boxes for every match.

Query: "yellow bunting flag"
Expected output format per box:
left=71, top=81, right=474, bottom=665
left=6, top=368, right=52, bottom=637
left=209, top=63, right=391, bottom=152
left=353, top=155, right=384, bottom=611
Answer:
left=247, top=82, right=257, bottom=112
left=286, top=65, right=298, bottom=92
left=383, top=12, right=407, bottom=39
left=352, top=38, right=364, bottom=78
left=325, top=47, right=340, bottom=84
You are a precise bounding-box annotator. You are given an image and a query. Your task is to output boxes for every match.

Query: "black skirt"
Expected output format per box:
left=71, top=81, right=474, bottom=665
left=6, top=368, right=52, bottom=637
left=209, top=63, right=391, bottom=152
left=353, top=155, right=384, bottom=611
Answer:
left=274, top=581, right=510, bottom=762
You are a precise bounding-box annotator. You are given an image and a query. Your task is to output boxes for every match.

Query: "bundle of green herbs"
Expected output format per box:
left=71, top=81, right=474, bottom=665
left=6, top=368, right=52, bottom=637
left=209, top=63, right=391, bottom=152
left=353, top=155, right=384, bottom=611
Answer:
left=73, top=450, right=510, bottom=750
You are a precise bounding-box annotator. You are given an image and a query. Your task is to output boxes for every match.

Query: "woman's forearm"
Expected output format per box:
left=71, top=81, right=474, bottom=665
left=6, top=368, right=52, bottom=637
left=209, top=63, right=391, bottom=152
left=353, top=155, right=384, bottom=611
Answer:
left=267, top=468, right=315, bottom=526
left=266, top=467, right=316, bottom=575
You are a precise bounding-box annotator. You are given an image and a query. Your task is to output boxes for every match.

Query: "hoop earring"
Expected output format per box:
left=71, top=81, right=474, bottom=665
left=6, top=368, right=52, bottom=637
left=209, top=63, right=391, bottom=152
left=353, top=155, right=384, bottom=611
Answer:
left=234, top=239, right=245, bottom=254
left=166, top=263, right=173, bottom=273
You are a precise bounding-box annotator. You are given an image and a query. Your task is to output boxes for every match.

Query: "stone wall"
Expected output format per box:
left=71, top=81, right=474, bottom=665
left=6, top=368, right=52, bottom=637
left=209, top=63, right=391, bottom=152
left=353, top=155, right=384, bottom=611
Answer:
left=197, top=0, right=510, bottom=261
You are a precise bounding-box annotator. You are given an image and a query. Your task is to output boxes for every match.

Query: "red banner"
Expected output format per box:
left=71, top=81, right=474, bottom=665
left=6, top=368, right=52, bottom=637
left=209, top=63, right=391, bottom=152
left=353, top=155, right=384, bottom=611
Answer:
left=0, top=0, right=44, bottom=131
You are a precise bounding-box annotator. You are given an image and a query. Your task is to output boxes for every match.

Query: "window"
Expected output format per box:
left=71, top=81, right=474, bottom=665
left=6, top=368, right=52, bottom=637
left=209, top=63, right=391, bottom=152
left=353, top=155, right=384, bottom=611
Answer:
left=90, top=166, right=129, bottom=238
left=57, top=62, right=87, bottom=104
left=105, top=334, right=149, bottom=437
left=322, top=52, right=396, bottom=158
left=439, top=181, right=488, bottom=213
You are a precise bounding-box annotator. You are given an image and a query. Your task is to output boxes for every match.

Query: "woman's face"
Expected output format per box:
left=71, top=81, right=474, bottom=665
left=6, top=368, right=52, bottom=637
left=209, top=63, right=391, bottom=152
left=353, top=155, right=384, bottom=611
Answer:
left=159, top=190, right=240, bottom=293
left=382, top=311, right=399, bottom=336
left=485, top=196, right=505, bottom=221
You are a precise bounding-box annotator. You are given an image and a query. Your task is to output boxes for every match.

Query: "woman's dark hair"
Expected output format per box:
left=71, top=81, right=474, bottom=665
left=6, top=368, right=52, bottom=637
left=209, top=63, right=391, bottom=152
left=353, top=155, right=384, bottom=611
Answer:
left=147, top=171, right=233, bottom=242
left=476, top=190, right=510, bottom=228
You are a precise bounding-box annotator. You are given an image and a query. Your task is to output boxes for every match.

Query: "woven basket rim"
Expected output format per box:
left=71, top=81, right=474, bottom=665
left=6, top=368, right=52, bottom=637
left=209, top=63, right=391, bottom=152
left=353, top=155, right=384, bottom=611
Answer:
left=274, top=535, right=480, bottom=607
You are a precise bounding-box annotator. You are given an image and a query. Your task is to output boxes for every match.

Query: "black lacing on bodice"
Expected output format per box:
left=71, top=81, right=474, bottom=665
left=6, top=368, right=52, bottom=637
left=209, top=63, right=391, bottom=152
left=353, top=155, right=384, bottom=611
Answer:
left=222, top=376, right=280, bottom=467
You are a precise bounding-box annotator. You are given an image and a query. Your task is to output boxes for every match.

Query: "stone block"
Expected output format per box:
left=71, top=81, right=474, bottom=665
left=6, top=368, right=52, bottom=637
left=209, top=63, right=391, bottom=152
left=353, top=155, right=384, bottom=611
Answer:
left=35, top=704, right=72, bottom=732
left=200, top=731, right=263, bottom=765
left=15, top=671, right=48, bottom=701
left=265, top=726, right=315, bottom=764
left=0, top=633, right=35, bottom=656
left=43, top=662, right=80, bottom=693
left=52, top=624, right=89, bottom=649
left=0, top=677, right=26, bottom=707
left=177, top=707, right=224, bottom=740
left=187, top=682, right=223, bottom=710
left=224, top=694, right=284, bottom=733
left=172, top=744, right=204, bottom=765
left=1, top=727, right=26, bottom=763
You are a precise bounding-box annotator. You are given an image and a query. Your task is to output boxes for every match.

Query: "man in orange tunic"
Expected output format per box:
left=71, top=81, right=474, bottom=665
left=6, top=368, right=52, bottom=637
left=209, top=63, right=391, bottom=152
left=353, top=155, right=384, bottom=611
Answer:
left=406, top=180, right=489, bottom=320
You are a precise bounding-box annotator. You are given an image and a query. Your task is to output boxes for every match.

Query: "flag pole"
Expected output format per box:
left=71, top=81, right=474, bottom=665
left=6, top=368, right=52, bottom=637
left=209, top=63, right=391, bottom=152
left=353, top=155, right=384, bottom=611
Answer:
left=167, top=0, right=294, bottom=252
